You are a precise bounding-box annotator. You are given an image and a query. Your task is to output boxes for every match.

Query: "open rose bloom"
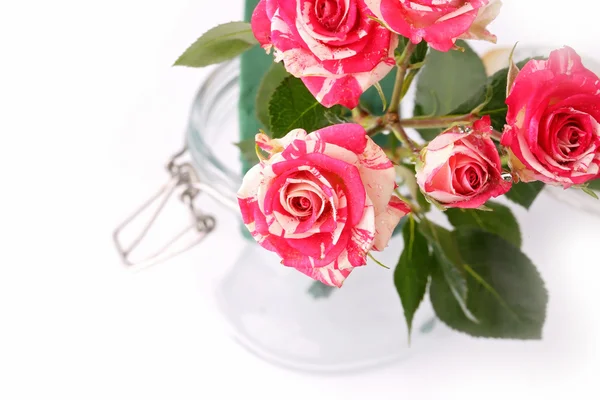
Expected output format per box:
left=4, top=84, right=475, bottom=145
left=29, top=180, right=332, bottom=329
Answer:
left=416, top=116, right=511, bottom=208
left=364, top=0, right=502, bottom=51
left=237, top=124, right=410, bottom=287
left=251, top=0, right=397, bottom=108
left=501, top=47, right=600, bottom=187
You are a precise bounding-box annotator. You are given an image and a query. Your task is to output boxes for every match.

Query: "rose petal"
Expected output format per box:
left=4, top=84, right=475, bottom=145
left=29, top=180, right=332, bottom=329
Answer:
left=457, top=0, right=501, bottom=44
left=310, top=123, right=368, bottom=155
left=251, top=0, right=273, bottom=48
left=371, top=196, right=410, bottom=251
left=365, top=0, right=489, bottom=51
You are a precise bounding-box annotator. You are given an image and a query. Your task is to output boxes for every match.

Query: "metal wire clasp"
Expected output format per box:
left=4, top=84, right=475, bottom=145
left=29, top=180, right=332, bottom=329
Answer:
left=113, top=145, right=216, bottom=269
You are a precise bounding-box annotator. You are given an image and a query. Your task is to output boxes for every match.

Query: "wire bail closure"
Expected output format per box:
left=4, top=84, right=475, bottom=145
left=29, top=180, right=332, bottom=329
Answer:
left=113, top=145, right=217, bottom=269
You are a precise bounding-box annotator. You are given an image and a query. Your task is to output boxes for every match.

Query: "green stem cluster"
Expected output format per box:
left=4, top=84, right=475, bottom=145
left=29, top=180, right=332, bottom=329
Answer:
left=385, top=41, right=420, bottom=153
left=359, top=37, right=483, bottom=156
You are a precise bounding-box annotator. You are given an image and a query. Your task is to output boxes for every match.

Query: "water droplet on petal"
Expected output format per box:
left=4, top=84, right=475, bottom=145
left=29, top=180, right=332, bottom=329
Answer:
left=501, top=173, right=513, bottom=182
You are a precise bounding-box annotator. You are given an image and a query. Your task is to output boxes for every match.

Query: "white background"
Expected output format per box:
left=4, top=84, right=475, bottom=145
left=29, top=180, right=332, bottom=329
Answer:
left=1, top=0, right=599, bottom=399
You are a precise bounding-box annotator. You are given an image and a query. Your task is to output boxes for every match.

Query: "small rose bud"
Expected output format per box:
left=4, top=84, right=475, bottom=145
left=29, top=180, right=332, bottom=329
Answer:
left=416, top=116, right=512, bottom=209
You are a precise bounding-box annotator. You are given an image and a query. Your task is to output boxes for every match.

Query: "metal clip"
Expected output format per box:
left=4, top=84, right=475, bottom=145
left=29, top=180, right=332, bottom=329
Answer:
left=113, top=145, right=216, bottom=269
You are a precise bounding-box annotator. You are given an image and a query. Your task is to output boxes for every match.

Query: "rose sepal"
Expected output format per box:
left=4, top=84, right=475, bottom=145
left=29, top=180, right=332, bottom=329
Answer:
left=506, top=43, right=521, bottom=97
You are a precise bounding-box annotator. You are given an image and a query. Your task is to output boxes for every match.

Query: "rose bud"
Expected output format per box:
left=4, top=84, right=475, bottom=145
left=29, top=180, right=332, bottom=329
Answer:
left=251, top=0, right=397, bottom=108
left=416, top=116, right=511, bottom=209
left=237, top=124, right=410, bottom=287
left=501, top=46, right=600, bottom=188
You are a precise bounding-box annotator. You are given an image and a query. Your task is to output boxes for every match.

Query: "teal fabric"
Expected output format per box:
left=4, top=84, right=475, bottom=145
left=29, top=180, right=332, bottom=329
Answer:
left=239, top=0, right=271, bottom=173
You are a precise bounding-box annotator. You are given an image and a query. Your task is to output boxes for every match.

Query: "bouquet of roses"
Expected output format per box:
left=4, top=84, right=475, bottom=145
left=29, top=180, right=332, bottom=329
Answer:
left=174, top=0, right=600, bottom=340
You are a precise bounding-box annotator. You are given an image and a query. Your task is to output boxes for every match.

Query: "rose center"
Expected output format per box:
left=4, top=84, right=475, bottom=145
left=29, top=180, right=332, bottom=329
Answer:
left=542, top=108, right=599, bottom=163
left=557, top=126, right=582, bottom=155
left=452, top=159, right=487, bottom=196
left=465, top=166, right=482, bottom=190
left=292, top=196, right=312, bottom=211
left=314, top=0, right=344, bottom=30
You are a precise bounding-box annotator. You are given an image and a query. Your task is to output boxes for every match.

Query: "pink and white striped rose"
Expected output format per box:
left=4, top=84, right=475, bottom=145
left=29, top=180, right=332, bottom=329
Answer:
left=364, top=0, right=502, bottom=52
left=501, top=47, right=600, bottom=188
left=251, top=0, right=398, bottom=109
left=237, top=124, right=410, bottom=287
left=416, top=116, right=511, bottom=209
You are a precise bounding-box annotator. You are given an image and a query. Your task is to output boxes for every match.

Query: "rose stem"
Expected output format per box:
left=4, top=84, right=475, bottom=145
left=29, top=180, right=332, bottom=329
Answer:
left=386, top=40, right=420, bottom=153
left=398, top=113, right=478, bottom=129
left=365, top=123, right=385, bottom=137
left=390, top=121, right=420, bottom=153
left=388, top=41, right=416, bottom=115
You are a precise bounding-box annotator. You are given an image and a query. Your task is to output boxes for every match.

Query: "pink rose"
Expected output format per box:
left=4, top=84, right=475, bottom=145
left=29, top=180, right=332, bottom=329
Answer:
left=364, top=0, right=501, bottom=52
left=237, top=124, right=410, bottom=287
left=251, top=0, right=398, bottom=109
left=501, top=47, right=600, bottom=188
left=416, top=116, right=511, bottom=208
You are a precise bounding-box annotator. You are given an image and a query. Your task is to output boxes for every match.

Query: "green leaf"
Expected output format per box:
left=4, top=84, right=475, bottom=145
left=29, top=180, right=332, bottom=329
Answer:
left=445, top=201, right=521, bottom=248
left=233, top=139, right=258, bottom=167
left=255, top=62, right=290, bottom=130
left=582, top=186, right=600, bottom=199
left=413, top=41, right=487, bottom=140
left=269, top=77, right=344, bottom=138
left=394, top=217, right=432, bottom=337
left=430, top=229, right=548, bottom=339
left=450, top=58, right=543, bottom=131
left=505, top=181, right=545, bottom=210
left=587, top=179, right=600, bottom=192
left=373, top=82, right=387, bottom=111
left=174, top=22, right=258, bottom=67
left=419, top=221, right=478, bottom=324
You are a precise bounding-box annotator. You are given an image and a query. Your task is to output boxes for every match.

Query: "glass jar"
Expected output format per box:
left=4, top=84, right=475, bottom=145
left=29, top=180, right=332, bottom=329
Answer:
left=185, top=59, right=441, bottom=373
